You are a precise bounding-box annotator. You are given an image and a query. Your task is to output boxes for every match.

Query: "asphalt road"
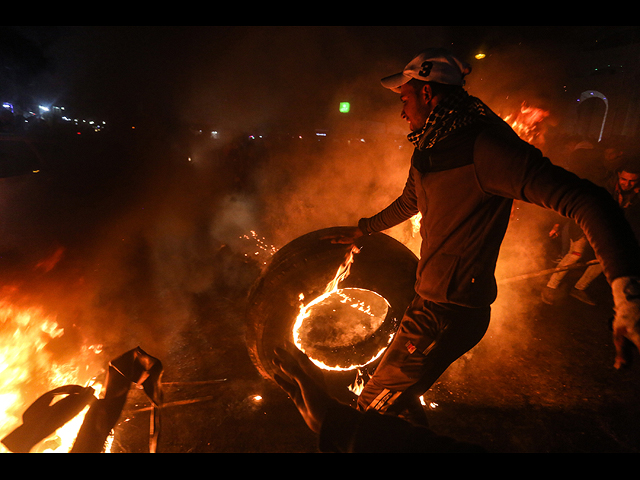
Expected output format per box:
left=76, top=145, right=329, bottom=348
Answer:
left=109, top=261, right=640, bottom=453
left=4, top=135, right=638, bottom=453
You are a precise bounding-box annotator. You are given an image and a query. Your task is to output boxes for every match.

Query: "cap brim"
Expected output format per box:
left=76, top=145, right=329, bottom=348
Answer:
left=381, top=72, right=411, bottom=93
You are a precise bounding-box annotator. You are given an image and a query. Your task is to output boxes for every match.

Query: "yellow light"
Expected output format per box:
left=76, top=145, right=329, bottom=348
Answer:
left=475, top=53, right=486, bottom=60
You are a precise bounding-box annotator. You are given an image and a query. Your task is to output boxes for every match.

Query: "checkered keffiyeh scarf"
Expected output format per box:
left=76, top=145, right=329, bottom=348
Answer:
left=407, top=89, right=498, bottom=151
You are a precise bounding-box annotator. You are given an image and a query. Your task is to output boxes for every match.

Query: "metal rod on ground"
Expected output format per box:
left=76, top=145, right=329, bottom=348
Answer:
left=162, top=379, right=228, bottom=386
left=127, top=380, right=228, bottom=413
left=129, top=396, right=219, bottom=413
left=498, top=259, right=600, bottom=285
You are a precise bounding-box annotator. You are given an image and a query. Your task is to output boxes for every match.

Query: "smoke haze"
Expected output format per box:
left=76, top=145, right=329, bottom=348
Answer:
left=0, top=27, right=597, bottom=387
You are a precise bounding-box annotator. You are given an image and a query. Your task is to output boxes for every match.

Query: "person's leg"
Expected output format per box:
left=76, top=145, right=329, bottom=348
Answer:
left=543, top=236, right=589, bottom=304
left=574, top=263, right=603, bottom=290
left=357, top=297, right=490, bottom=423
left=571, top=263, right=603, bottom=305
left=546, top=236, right=588, bottom=289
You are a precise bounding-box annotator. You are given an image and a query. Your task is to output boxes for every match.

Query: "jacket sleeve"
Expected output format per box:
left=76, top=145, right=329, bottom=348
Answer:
left=473, top=125, right=640, bottom=284
left=359, top=167, right=420, bottom=235
left=318, top=403, right=485, bottom=453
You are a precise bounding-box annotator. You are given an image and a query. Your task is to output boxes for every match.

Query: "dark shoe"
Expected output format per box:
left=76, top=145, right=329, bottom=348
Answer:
left=571, top=288, right=596, bottom=306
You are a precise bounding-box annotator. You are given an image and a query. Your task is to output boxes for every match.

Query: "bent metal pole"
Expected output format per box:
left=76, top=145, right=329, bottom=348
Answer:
left=497, top=259, right=600, bottom=285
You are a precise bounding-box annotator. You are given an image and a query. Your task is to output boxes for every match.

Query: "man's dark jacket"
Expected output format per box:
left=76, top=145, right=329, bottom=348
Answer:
left=359, top=119, right=640, bottom=308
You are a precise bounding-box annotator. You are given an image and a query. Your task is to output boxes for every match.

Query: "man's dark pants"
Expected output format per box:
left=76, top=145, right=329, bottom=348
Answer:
left=357, top=295, right=491, bottom=423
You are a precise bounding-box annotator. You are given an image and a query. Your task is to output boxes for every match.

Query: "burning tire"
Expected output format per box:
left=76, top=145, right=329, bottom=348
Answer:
left=245, top=227, right=418, bottom=399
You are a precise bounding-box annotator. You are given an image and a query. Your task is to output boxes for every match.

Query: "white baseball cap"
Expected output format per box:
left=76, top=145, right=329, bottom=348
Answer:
left=381, top=48, right=472, bottom=92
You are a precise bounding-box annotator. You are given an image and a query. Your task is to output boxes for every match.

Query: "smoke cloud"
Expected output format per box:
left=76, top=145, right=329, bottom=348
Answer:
left=0, top=27, right=585, bottom=389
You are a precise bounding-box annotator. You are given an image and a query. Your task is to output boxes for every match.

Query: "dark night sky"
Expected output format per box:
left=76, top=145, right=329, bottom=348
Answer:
left=4, top=26, right=620, bottom=134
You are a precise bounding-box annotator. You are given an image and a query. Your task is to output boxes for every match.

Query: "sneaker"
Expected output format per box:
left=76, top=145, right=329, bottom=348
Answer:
left=570, top=288, right=596, bottom=306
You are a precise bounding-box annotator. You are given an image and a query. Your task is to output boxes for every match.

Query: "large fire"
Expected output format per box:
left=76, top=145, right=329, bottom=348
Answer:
left=0, top=299, right=107, bottom=453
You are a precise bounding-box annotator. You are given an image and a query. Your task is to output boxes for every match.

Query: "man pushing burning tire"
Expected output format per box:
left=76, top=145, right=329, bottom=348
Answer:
left=331, top=48, right=640, bottom=423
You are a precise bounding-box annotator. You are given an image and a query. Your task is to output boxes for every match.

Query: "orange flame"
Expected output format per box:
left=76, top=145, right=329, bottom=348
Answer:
left=502, top=102, right=550, bottom=145
left=349, top=368, right=368, bottom=396
left=0, top=300, right=106, bottom=453
left=293, top=245, right=392, bottom=372
left=410, top=213, right=422, bottom=236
